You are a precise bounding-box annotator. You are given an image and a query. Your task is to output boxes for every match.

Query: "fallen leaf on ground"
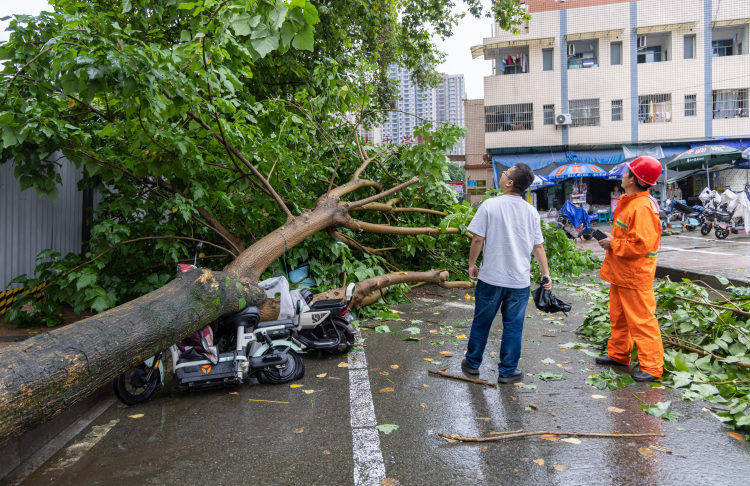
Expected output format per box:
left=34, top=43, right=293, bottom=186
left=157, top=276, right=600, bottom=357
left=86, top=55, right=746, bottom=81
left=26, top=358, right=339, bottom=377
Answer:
left=433, top=312, right=440, bottom=315
left=591, top=394, right=607, bottom=399
left=375, top=424, right=399, bottom=434
left=420, top=403, right=426, bottom=408
left=553, top=464, right=566, bottom=471
left=290, top=384, right=304, bottom=388
left=474, top=417, right=491, bottom=421
left=316, top=373, right=327, bottom=378
left=424, top=358, right=433, bottom=362
left=390, top=364, right=399, bottom=369
left=229, top=392, right=239, bottom=395
left=727, top=431, right=744, bottom=441
left=327, top=376, right=341, bottom=380
left=380, top=371, right=390, bottom=375
left=128, top=414, right=144, bottom=419
left=429, top=329, right=438, bottom=333
left=337, top=362, right=350, bottom=368
left=479, top=446, right=488, bottom=452
left=303, top=390, right=315, bottom=394
left=294, top=427, right=304, bottom=434
left=533, top=459, right=545, bottom=466
left=607, top=406, right=625, bottom=413
left=440, top=351, right=453, bottom=356
left=455, top=334, right=466, bottom=339
left=248, top=399, right=289, bottom=404
left=528, top=403, right=539, bottom=410
left=323, top=450, right=331, bottom=455
left=520, top=457, right=529, bottom=461
left=561, top=437, right=581, bottom=444
left=638, top=447, right=657, bottom=458
left=379, top=387, right=395, bottom=392
left=422, top=384, right=430, bottom=388
left=369, top=368, right=378, bottom=372
left=381, top=479, right=399, bottom=486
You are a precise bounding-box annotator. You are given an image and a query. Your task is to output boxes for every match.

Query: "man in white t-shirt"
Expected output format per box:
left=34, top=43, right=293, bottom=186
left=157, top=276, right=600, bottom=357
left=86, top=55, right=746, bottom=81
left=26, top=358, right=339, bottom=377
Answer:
left=461, top=163, right=552, bottom=384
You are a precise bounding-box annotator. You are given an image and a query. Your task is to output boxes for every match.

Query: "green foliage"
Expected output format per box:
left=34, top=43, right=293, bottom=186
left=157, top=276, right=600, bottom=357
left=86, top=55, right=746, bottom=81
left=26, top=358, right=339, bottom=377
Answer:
left=638, top=401, right=681, bottom=422
left=445, top=162, right=464, bottom=182
left=534, top=372, right=565, bottom=382
left=585, top=367, right=635, bottom=390
left=580, top=278, right=750, bottom=434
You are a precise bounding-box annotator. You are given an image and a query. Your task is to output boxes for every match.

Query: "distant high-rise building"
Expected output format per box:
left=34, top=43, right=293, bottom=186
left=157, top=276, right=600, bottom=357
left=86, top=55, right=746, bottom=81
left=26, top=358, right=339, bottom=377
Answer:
left=380, top=66, right=466, bottom=154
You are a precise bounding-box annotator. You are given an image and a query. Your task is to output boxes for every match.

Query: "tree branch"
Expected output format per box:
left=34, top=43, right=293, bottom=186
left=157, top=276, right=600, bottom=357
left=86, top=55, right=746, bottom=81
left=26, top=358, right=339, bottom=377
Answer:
left=346, top=177, right=420, bottom=210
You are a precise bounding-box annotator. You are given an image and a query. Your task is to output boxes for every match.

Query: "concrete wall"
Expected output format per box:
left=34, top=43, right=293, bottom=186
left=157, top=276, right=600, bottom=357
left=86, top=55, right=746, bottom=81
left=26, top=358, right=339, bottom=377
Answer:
left=464, top=99, right=486, bottom=165
left=0, top=156, right=83, bottom=290
left=480, top=0, right=750, bottom=151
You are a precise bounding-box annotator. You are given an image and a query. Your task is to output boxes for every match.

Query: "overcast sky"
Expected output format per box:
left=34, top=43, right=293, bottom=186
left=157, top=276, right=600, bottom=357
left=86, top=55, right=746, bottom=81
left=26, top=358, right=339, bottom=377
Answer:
left=0, top=1, right=492, bottom=98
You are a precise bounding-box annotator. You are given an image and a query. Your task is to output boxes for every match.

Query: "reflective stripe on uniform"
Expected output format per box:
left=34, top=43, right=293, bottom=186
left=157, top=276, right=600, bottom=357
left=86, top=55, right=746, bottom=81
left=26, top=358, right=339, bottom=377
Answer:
left=615, top=219, right=628, bottom=230
left=646, top=251, right=658, bottom=258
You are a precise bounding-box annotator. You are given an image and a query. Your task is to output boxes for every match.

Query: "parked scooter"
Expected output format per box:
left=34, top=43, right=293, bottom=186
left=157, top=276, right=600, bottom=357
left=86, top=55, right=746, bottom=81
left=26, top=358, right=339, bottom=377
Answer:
left=294, top=283, right=357, bottom=354
left=113, top=248, right=304, bottom=405
left=557, top=201, right=595, bottom=240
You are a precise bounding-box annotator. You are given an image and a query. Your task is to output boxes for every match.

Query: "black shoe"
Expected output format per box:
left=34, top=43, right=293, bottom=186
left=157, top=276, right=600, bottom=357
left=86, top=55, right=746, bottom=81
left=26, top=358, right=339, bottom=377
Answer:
left=498, top=370, right=523, bottom=384
left=595, top=356, right=628, bottom=367
left=632, top=370, right=659, bottom=382
left=461, top=359, right=479, bottom=376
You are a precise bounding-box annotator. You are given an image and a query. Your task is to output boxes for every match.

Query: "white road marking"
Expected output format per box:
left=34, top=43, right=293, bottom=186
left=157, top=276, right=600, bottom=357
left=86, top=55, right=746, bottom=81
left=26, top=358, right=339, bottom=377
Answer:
left=7, top=398, right=114, bottom=485
left=672, top=234, right=750, bottom=246
left=41, top=417, right=119, bottom=482
left=660, top=245, right=745, bottom=257
left=348, top=333, right=386, bottom=485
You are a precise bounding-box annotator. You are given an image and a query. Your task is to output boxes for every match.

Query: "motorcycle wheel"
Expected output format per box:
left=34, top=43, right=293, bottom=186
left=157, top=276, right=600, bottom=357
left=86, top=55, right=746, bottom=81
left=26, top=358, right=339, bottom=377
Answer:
left=257, top=346, right=304, bottom=384
left=715, top=227, right=729, bottom=240
left=113, top=364, right=161, bottom=406
left=330, top=316, right=356, bottom=354
left=700, top=224, right=711, bottom=236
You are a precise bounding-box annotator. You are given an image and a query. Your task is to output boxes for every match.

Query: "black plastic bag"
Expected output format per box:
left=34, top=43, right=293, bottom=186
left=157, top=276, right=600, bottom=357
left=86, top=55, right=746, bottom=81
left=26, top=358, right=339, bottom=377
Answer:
left=533, top=277, right=572, bottom=315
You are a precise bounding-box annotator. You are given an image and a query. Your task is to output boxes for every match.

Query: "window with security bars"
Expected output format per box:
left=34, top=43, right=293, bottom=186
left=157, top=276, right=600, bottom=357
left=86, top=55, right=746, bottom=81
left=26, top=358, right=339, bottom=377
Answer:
left=611, top=100, right=623, bottom=121
left=713, top=89, right=748, bottom=119
left=543, top=104, right=555, bottom=125
left=638, top=94, right=672, bottom=123
left=485, top=103, right=533, bottom=132
left=569, top=99, right=600, bottom=127
left=685, top=94, right=696, bottom=117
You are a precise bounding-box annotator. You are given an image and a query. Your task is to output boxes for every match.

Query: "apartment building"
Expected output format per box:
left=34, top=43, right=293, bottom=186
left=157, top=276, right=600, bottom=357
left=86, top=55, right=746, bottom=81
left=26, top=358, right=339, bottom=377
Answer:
left=469, top=0, right=749, bottom=203
left=381, top=66, right=467, bottom=154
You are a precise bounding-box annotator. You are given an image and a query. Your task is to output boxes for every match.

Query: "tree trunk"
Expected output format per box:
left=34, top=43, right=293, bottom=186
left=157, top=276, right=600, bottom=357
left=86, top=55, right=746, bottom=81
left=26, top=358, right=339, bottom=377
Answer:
left=0, top=269, right=264, bottom=444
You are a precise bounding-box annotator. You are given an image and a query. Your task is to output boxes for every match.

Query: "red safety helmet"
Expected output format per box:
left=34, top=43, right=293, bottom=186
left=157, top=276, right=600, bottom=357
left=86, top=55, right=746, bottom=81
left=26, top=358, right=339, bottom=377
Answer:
left=627, top=155, right=662, bottom=186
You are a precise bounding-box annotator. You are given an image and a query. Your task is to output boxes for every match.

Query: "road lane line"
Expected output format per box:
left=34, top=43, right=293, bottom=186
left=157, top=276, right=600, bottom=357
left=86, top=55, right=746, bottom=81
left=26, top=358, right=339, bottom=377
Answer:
left=660, top=245, right=745, bottom=257
left=348, top=333, right=386, bottom=485
left=672, top=235, right=750, bottom=246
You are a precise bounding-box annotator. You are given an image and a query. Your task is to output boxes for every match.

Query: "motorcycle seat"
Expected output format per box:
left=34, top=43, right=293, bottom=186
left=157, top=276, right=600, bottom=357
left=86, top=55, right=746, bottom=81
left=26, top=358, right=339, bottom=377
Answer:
left=310, top=299, right=346, bottom=312
left=220, top=306, right=260, bottom=329
left=255, top=318, right=295, bottom=330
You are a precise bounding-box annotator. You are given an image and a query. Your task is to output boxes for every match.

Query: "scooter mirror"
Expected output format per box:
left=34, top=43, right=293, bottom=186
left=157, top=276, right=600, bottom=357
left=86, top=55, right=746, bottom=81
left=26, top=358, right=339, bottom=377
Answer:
left=345, top=283, right=356, bottom=300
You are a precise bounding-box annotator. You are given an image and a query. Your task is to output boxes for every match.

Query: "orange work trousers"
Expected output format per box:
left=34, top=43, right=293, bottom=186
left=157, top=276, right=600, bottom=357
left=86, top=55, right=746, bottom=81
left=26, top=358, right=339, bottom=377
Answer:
left=607, top=284, right=664, bottom=377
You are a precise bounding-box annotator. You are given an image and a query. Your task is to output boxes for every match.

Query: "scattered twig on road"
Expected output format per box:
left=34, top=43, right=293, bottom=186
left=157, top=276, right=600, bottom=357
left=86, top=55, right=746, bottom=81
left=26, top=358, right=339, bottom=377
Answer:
left=428, top=369, right=497, bottom=388
left=438, top=430, right=665, bottom=443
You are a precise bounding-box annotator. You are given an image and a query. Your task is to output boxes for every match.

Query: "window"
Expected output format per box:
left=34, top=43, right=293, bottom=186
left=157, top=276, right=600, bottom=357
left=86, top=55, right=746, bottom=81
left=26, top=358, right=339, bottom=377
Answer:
left=638, top=94, right=672, bottom=123
left=712, top=25, right=748, bottom=57
left=485, top=103, right=533, bottom=132
left=637, top=33, right=670, bottom=63
left=567, top=39, right=598, bottom=69
left=712, top=39, right=734, bottom=57
left=684, top=35, right=695, bottom=59
left=542, top=49, right=554, bottom=71
left=494, top=46, right=530, bottom=75
left=713, top=89, right=748, bottom=119
left=543, top=104, right=555, bottom=125
left=569, top=99, right=600, bottom=127
left=610, top=42, right=622, bottom=65
left=685, top=94, right=696, bottom=117
left=611, top=100, right=623, bottom=121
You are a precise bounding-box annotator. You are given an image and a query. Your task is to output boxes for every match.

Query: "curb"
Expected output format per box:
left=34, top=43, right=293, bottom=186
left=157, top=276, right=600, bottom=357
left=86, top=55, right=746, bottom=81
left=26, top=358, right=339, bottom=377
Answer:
left=655, top=264, right=749, bottom=288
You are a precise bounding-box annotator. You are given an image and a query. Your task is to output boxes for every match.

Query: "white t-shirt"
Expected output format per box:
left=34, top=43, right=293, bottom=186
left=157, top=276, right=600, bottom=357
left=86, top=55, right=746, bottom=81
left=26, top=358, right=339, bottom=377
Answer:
left=467, top=195, right=544, bottom=289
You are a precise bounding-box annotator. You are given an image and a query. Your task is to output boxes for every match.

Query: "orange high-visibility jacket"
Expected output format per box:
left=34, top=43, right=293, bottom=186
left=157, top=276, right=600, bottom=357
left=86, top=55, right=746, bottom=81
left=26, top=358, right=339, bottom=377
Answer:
left=599, top=191, right=662, bottom=290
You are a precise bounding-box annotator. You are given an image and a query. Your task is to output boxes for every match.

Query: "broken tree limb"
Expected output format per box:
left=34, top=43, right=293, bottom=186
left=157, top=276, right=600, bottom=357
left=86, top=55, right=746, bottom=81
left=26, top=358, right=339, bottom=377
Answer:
left=438, top=431, right=665, bottom=443
left=0, top=269, right=265, bottom=444
left=428, top=369, right=497, bottom=388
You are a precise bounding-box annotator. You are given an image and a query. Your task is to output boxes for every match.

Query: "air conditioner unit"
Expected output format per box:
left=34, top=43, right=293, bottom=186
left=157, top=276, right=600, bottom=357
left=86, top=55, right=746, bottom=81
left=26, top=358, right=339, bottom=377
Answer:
left=555, top=113, right=572, bottom=126
left=637, top=35, right=647, bottom=49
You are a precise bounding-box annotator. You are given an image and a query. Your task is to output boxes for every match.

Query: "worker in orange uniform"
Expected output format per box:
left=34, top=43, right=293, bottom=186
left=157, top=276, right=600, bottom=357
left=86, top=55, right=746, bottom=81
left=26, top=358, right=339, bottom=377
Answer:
left=596, top=156, right=664, bottom=381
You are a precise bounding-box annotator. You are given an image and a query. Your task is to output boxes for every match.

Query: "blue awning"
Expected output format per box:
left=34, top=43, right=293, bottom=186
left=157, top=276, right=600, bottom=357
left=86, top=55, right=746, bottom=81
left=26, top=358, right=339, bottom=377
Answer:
left=689, top=138, right=750, bottom=150
left=492, top=149, right=625, bottom=170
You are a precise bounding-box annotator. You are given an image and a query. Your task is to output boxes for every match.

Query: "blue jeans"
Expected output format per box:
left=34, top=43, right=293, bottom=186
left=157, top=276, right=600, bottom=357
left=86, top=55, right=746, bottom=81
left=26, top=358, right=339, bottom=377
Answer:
left=464, top=280, right=530, bottom=375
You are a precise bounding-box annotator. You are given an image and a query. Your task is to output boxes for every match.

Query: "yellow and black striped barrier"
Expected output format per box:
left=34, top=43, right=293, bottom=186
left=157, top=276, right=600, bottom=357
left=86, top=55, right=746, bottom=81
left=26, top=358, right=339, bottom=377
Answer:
left=0, top=283, right=48, bottom=317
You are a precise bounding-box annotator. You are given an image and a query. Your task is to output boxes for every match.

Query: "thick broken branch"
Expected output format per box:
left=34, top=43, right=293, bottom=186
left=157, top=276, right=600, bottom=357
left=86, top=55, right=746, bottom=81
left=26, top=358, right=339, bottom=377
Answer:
left=428, top=369, right=497, bottom=387
left=347, top=177, right=420, bottom=210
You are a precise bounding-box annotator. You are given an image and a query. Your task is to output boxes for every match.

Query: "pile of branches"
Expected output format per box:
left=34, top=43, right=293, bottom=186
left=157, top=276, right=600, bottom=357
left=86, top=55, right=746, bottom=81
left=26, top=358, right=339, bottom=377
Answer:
left=580, top=278, right=750, bottom=434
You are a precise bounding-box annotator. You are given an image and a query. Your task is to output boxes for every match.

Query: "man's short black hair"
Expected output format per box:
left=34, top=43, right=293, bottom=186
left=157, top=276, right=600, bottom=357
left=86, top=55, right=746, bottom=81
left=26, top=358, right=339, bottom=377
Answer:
left=509, top=163, right=534, bottom=194
left=628, top=169, right=651, bottom=191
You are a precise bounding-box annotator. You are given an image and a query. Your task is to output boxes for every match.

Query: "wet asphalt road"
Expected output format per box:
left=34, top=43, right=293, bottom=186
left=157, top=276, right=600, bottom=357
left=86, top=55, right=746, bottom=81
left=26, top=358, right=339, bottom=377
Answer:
left=14, top=280, right=750, bottom=485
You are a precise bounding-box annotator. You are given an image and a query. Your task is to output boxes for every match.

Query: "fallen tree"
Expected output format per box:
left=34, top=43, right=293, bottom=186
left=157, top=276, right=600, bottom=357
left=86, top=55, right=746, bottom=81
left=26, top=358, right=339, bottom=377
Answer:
left=0, top=0, right=531, bottom=443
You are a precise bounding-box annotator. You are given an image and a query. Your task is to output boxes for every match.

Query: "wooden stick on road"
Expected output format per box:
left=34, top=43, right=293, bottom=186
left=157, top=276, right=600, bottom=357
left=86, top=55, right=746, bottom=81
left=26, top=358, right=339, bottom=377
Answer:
left=438, top=430, right=665, bottom=443
left=428, top=369, right=497, bottom=388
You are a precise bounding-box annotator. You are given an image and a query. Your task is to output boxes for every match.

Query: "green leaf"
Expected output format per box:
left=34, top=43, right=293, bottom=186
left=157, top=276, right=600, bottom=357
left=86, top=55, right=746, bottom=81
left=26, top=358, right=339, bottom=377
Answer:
left=76, top=273, right=97, bottom=290
left=231, top=13, right=260, bottom=36
left=2, top=127, right=18, bottom=148
left=291, top=24, right=314, bottom=51
left=91, top=296, right=109, bottom=313
left=251, top=34, right=279, bottom=58
left=238, top=297, right=246, bottom=310
left=374, top=325, right=391, bottom=333
left=673, top=355, right=690, bottom=373
left=375, top=423, right=398, bottom=435
left=716, top=276, right=730, bottom=286
left=121, top=0, right=132, bottom=14
left=534, top=372, right=565, bottom=382
left=402, top=326, right=420, bottom=335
